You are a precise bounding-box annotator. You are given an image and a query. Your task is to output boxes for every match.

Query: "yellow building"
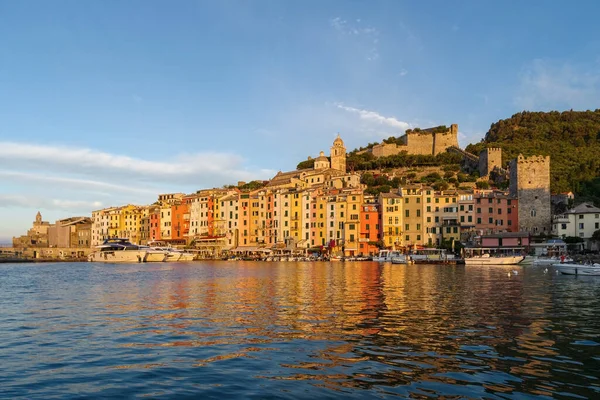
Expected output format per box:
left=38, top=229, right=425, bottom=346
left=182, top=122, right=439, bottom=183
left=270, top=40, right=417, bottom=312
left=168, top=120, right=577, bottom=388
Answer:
left=379, top=193, right=403, bottom=249
left=399, top=186, right=428, bottom=248
left=434, top=190, right=460, bottom=247
left=342, top=189, right=363, bottom=256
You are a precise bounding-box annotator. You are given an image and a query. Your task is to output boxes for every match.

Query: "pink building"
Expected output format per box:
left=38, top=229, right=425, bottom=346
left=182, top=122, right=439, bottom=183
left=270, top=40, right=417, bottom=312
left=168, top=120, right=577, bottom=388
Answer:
left=474, top=190, right=518, bottom=235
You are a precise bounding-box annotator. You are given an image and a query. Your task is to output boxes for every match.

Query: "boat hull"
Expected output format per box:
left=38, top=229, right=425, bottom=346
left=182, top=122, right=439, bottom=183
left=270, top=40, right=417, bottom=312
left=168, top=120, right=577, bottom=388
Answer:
left=145, top=252, right=167, bottom=262
left=553, top=263, right=600, bottom=276
left=464, top=255, right=524, bottom=265
left=88, top=250, right=147, bottom=263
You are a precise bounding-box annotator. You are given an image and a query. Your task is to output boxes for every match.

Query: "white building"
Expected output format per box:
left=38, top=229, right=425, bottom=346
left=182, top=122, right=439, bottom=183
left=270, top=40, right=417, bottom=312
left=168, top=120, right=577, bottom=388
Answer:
left=552, top=202, right=600, bottom=250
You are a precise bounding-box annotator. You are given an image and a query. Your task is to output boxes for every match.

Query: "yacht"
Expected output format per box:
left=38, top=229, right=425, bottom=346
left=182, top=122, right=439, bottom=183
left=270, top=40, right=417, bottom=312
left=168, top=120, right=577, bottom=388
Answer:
left=138, top=245, right=169, bottom=262
left=88, top=238, right=149, bottom=263
left=147, top=240, right=195, bottom=262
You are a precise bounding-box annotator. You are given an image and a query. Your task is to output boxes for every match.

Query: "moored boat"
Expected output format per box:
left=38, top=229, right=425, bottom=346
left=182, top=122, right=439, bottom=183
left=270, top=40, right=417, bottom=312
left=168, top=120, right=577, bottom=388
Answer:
left=373, top=250, right=405, bottom=263
left=464, top=253, right=524, bottom=265
left=88, top=238, right=148, bottom=263
left=553, top=263, right=600, bottom=276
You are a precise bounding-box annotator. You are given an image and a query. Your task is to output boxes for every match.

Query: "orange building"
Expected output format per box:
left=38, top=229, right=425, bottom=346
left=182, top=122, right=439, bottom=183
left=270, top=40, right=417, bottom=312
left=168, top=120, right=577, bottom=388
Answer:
left=359, top=197, right=380, bottom=256
left=149, top=206, right=161, bottom=241
left=171, top=202, right=189, bottom=245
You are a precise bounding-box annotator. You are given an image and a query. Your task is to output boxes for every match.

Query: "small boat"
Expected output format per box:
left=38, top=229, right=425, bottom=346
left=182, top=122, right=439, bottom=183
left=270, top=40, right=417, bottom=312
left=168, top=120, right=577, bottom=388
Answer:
left=553, top=263, right=600, bottom=276
left=373, top=250, right=405, bottom=263
left=391, top=254, right=412, bottom=264
left=533, top=256, right=573, bottom=266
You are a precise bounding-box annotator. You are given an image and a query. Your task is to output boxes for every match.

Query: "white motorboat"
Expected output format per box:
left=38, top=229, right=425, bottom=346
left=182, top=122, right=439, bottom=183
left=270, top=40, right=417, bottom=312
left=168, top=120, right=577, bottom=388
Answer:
left=553, top=263, right=600, bottom=276
left=533, top=256, right=573, bottom=266
left=373, top=250, right=405, bottom=263
left=408, top=248, right=457, bottom=262
left=88, top=238, right=148, bottom=263
left=464, top=253, right=525, bottom=265
left=138, top=246, right=168, bottom=262
left=147, top=240, right=195, bottom=261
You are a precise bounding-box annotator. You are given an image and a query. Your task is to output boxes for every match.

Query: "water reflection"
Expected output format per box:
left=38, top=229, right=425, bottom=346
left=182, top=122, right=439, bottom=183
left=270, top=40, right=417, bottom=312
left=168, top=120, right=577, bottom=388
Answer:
left=1, top=261, right=599, bottom=398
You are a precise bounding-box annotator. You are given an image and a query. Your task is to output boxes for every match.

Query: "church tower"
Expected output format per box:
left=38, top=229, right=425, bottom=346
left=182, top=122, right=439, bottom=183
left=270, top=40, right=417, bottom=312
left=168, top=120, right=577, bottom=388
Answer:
left=330, top=134, right=346, bottom=173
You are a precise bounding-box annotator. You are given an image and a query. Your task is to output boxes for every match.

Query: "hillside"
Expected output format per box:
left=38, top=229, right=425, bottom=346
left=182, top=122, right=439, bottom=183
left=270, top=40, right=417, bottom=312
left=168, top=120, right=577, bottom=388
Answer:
left=465, top=110, right=600, bottom=194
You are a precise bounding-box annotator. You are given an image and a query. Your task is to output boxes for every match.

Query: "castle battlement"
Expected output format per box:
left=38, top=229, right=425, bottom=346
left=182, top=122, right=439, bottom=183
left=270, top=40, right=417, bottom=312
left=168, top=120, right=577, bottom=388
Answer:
left=515, top=154, right=550, bottom=164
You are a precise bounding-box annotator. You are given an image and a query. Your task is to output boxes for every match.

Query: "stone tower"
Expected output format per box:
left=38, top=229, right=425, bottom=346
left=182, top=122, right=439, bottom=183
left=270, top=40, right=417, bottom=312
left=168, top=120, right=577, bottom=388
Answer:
left=479, top=147, right=503, bottom=178
left=330, top=134, right=346, bottom=173
left=35, top=211, right=42, bottom=224
left=509, top=154, right=551, bottom=234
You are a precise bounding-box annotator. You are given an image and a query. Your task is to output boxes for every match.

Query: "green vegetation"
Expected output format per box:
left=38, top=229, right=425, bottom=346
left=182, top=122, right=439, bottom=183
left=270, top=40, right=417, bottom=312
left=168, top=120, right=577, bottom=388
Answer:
left=296, top=158, right=315, bottom=170
left=465, top=110, right=600, bottom=194
left=346, top=150, right=463, bottom=172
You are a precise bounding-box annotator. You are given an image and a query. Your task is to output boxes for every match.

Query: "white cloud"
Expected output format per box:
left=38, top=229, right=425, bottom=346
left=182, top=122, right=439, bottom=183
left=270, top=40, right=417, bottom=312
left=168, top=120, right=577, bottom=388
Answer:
left=336, top=104, right=412, bottom=132
left=515, top=59, right=600, bottom=110
left=399, top=69, right=408, bottom=77
left=0, top=142, right=276, bottom=187
left=0, top=170, right=156, bottom=195
left=0, top=194, right=103, bottom=211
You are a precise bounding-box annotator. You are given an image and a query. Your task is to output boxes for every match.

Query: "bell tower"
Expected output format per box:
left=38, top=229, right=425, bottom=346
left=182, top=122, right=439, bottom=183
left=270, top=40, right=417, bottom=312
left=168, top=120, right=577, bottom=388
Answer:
left=330, top=133, right=346, bottom=173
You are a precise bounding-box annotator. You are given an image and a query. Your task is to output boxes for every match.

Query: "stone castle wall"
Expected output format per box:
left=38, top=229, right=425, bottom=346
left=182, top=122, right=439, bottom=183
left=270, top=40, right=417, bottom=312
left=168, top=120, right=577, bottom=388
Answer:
left=369, top=124, right=459, bottom=158
left=509, top=154, right=551, bottom=234
left=479, top=147, right=503, bottom=177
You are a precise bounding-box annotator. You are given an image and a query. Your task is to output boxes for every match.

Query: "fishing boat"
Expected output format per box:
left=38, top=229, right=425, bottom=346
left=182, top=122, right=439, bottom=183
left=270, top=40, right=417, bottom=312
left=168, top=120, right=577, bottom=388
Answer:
left=88, top=238, right=149, bottom=263
left=553, top=263, right=600, bottom=276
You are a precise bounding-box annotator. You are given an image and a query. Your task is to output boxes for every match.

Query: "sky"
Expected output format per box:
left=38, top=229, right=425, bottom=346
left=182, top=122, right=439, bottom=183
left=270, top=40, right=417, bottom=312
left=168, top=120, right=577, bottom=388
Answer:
left=1, top=0, right=600, bottom=241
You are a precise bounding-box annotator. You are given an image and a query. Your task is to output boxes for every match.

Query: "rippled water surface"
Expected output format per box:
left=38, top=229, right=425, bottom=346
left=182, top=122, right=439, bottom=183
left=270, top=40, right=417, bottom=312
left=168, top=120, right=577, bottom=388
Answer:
left=1, top=261, right=599, bottom=399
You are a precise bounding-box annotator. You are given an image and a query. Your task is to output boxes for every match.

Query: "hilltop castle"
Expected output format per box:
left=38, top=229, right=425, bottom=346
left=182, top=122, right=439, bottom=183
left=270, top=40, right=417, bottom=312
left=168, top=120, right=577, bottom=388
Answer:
left=366, top=124, right=459, bottom=158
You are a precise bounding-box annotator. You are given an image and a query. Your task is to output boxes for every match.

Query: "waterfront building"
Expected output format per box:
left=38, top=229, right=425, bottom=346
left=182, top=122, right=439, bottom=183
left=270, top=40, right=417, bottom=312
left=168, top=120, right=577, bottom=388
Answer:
left=359, top=196, right=380, bottom=256
left=379, top=192, right=403, bottom=250
left=400, top=186, right=426, bottom=248
left=91, top=207, right=114, bottom=246
left=458, top=191, right=476, bottom=243
left=48, top=217, right=92, bottom=248
left=434, top=190, right=460, bottom=247
left=170, top=201, right=188, bottom=245
left=473, top=190, right=518, bottom=235
left=159, top=202, right=172, bottom=240
left=219, top=191, right=239, bottom=249
left=290, top=189, right=303, bottom=248
left=149, top=204, right=161, bottom=241
left=552, top=202, right=600, bottom=250
left=343, top=188, right=362, bottom=257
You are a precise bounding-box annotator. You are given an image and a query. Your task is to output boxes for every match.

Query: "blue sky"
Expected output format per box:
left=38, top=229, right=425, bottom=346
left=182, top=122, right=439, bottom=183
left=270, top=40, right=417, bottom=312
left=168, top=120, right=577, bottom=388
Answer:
left=1, top=1, right=599, bottom=241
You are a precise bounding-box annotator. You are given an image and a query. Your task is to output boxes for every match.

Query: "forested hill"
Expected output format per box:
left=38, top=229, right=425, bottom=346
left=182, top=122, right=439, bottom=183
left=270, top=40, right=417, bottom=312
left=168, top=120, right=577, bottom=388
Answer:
left=465, top=110, right=600, bottom=194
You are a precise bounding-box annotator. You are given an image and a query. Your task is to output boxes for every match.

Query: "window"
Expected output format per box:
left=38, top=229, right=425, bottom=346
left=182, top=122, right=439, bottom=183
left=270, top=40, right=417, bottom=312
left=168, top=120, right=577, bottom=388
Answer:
left=405, top=235, right=410, bottom=241
left=417, top=235, right=421, bottom=241
left=561, top=223, right=567, bottom=230
left=460, top=216, right=465, bottom=223
left=477, top=218, right=481, bottom=224
left=416, top=210, right=421, bottom=217
left=460, top=205, right=464, bottom=211
left=531, top=210, right=537, bottom=217
left=488, top=208, right=493, bottom=213
left=405, top=224, right=410, bottom=231
left=489, top=218, right=493, bottom=223
left=405, top=210, right=410, bottom=217
left=468, top=216, right=472, bottom=222
left=579, top=215, right=584, bottom=219
left=498, top=209, right=502, bottom=215
left=477, top=208, right=481, bottom=213
left=579, top=223, right=584, bottom=229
